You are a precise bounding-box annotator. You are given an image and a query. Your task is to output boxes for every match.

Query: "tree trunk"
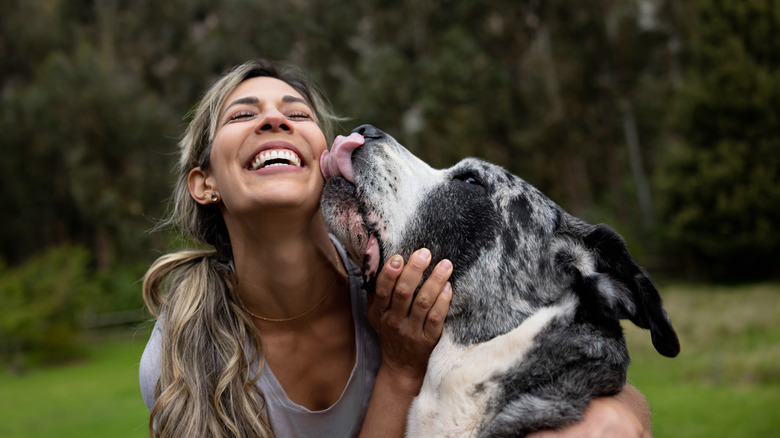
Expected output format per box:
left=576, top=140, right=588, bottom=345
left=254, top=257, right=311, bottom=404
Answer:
left=618, top=97, right=654, bottom=228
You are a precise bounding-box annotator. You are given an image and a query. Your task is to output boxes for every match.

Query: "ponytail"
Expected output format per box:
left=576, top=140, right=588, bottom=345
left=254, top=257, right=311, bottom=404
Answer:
left=142, top=250, right=273, bottom=437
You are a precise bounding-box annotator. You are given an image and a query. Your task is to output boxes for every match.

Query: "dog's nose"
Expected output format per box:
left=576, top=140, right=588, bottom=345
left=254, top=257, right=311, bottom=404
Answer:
left=352, top=124, right=384, bottom=139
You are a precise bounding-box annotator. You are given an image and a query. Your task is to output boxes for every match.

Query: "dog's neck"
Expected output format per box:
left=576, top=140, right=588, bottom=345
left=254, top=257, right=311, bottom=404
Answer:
left=444, top=270, right=573, bottom=345
left=445, top=288, right=537, bottom=345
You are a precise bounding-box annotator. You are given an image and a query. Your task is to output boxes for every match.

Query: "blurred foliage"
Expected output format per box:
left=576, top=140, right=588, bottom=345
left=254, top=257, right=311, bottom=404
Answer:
left=657, top=0, right=780, bottom=280
left=0, top=246, right=97, bottom=371
left=0, top=0, right=777, bottom=365
left=0, top=246, right=147, bottom=372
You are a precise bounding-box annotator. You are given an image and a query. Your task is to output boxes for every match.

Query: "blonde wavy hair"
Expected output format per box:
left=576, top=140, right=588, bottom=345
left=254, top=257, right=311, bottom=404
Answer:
left=143, top=60, right=339, bottom=437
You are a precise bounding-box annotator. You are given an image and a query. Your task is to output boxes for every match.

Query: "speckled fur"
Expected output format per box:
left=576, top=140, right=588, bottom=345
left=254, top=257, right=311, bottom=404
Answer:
left=321, top=125, right=679, bottom=437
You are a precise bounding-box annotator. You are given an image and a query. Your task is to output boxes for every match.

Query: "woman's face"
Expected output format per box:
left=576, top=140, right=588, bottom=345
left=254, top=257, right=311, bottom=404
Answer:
left=198, top=76, right=329, bottom=221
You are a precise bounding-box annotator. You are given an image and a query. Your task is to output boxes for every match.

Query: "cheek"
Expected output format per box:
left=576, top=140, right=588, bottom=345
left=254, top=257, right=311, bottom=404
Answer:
left=205, top=151, right=233, bottom=188
left=208, top=131, right=240, bottom=168
left=308, top=127, right=328, bottom=159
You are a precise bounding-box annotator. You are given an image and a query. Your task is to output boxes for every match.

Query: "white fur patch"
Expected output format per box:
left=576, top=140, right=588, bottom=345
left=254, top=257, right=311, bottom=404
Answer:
left=406, top=296, right=578, bottom=437
left=367, top=150, right=444, bottom=251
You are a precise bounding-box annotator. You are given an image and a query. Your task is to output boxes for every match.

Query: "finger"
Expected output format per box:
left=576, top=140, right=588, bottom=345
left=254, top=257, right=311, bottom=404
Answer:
left=423, top=281, right=452, bottom=341
left=372, top=254, right=404, bottom=313
left=409, top=258, right=452, bottom=323
left=388, top=248, right=431, bottom=316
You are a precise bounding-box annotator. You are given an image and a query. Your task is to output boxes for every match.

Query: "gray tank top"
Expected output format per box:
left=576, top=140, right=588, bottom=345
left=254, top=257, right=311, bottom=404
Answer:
left=139, top=238, right=382, bottom=437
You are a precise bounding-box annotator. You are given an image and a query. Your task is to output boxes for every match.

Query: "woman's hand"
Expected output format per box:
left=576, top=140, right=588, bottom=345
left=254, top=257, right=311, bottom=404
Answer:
left=359, top=249, right=452, bottom=438
left=367, top=248, right=453, bottom=388
left=527, top=385, right=652, bottom=438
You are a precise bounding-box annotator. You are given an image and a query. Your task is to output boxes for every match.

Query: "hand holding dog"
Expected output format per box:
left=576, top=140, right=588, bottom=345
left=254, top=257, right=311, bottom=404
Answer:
left=527, top=385, right=651, bottom=438
left=368, top=248, right=453, bottom=386
left=359, top=249, right=453, bottom=438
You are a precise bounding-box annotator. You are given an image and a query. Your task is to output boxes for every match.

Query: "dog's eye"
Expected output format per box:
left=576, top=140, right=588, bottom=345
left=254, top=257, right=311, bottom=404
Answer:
left=455, top=175, right=482, bottom=186
left=454, top=174, right=485, bottom=189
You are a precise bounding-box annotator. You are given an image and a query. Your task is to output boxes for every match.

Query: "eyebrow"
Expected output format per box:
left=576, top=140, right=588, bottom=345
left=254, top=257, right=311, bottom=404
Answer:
left=220, top=95, right=312, bottom=120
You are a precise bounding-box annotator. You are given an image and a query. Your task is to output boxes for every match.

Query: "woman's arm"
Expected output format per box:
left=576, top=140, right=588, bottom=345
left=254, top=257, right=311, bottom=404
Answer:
left=527, top=384, right=652, bottom=438
left=359, top=249, right=452, bottom=438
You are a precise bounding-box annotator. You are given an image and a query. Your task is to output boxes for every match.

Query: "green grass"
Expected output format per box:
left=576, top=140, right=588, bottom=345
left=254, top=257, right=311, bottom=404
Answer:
left=0, top=331, right=152, bottom=438
left=624, top=282, right=780, bottom=437
left=1, top=283, right=779, bottom=437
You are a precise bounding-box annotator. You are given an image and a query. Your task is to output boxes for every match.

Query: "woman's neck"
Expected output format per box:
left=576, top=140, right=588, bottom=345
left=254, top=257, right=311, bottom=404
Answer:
left=229, top=212, right=345, bottom=323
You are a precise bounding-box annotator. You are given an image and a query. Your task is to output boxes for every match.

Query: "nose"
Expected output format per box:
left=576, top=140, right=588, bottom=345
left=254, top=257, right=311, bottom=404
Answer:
left=352, top=124, right=384, bottom=139
left=256, top=108, right=291, bottom=133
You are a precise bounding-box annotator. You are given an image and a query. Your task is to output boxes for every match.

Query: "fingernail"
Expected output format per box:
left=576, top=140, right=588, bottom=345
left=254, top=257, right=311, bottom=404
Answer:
left=438, top=259, right=452, bottom=271
left=389, top=255, right=402, bottom=268
left=417, top=248, right=431, bottom=261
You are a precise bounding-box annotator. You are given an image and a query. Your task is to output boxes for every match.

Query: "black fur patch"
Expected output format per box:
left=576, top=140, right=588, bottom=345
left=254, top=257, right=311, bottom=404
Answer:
left=399, top=179, right=501, bottom=282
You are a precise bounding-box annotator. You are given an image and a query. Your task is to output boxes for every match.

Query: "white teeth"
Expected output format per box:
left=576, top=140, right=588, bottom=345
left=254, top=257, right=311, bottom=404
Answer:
left=250, top=149, right=302, bottom=170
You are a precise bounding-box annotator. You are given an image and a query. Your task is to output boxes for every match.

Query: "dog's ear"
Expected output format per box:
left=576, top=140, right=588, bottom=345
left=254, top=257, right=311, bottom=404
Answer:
left=557, top=223, right=680, bottom=358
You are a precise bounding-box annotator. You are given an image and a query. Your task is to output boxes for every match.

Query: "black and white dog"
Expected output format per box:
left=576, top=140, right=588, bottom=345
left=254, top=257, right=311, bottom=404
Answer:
left=320, top=125, right=679, bottom=437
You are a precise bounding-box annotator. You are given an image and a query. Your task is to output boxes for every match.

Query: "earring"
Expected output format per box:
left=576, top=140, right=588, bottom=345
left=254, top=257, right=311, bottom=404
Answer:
left=203, top=191, right=220, bottom=203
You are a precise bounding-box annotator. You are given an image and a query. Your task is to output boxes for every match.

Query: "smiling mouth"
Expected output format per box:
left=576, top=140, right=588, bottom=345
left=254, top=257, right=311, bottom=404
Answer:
left=250, top=149, right=302, bottom=170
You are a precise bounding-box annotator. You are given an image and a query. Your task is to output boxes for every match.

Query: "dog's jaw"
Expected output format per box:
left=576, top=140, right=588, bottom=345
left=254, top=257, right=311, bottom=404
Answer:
left=320, top=176, right=383, bottom=284
left=320, top=133, right=385, bottom=283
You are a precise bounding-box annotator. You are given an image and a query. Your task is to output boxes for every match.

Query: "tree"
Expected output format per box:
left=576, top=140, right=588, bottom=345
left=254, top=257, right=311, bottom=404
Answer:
left=657, top=0, right=780, bottom=279
left=3, top=0, right=773, bottom=286
left=1, top=44, right=175, bottom=268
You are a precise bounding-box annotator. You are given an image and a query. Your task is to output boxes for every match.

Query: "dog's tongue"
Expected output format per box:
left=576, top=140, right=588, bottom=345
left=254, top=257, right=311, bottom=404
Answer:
left=320, top=132, right=364, bottom=183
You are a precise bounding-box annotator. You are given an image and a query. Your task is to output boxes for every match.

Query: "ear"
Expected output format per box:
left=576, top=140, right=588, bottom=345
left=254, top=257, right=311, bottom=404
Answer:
left=558, top=223, right=680, bottom=358
left=188, top=167, right=217, bottom=205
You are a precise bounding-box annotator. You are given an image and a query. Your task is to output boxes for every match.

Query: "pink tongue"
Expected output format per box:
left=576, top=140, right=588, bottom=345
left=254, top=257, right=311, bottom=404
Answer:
left=320, top=133, right=364, bottom=183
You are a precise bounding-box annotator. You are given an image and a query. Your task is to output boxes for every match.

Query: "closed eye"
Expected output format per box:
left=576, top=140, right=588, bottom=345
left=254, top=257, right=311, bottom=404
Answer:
left=286, top=111, right=313, bottom=120
left=227, top=110, right=256, bottom=122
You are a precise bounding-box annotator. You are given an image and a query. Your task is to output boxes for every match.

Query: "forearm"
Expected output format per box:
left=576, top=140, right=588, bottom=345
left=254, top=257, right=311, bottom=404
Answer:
left=616, top=383, right=652, bottom=437
left=358, top=365, right=422, bottom=438
left=526, top=383, right=651, bottom=438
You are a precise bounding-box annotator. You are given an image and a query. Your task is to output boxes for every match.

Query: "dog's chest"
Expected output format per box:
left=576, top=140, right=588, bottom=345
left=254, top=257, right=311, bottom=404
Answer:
left=406, top=300, right=575, bottom=437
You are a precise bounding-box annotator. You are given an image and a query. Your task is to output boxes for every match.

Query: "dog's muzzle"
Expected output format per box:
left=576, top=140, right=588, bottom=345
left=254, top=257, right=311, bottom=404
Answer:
left=320, top=130, right=383, bottom=282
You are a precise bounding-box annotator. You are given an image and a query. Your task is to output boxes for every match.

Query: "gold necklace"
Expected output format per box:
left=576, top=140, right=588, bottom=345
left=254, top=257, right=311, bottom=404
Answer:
left=241, top=276, right=339, bottom=322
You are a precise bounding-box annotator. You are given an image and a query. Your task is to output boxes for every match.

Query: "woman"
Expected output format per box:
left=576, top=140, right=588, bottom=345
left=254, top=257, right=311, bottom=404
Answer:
left=140, top=59, right=652, bottom=437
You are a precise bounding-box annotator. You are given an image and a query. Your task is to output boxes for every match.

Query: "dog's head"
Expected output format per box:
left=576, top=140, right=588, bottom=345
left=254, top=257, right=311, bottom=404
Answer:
left=321, top=125, right=679, bottom=357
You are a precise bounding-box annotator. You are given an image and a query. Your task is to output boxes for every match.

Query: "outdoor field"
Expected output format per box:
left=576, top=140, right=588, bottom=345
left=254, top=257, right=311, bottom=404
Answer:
left=3, top=1, right=777, bottom=437
left=1, top=283, right=778, bottom=437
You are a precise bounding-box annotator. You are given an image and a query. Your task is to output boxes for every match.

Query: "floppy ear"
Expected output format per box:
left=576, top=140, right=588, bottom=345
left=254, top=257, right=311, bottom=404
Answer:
left=558, top=223, right=680, bottom=358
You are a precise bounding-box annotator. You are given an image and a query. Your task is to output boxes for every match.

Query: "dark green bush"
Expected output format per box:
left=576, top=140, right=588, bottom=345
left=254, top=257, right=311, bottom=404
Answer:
left=0, top=246, right=98, bottom=372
